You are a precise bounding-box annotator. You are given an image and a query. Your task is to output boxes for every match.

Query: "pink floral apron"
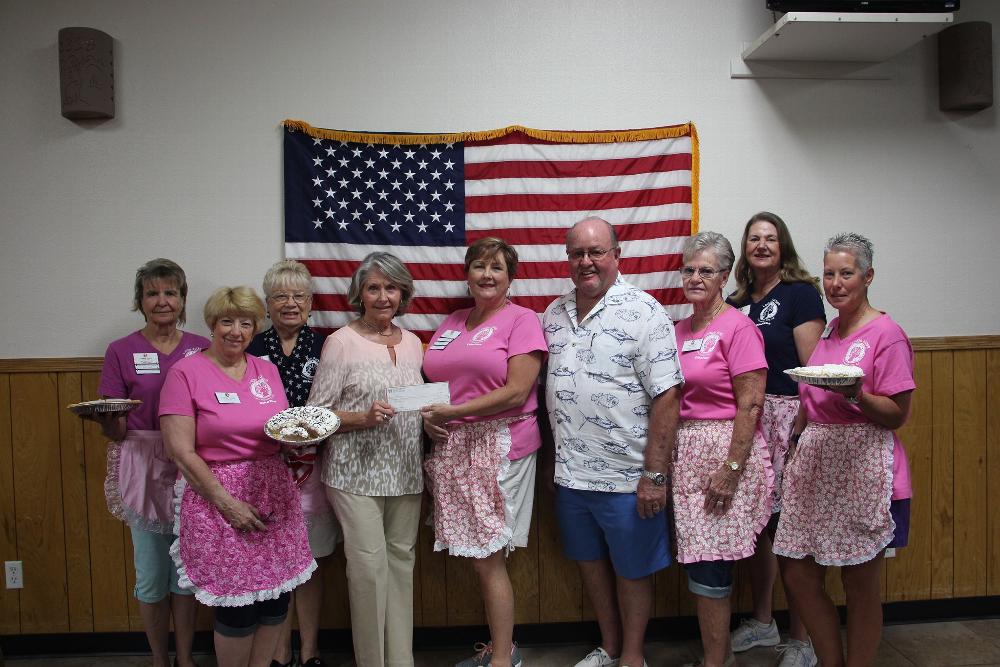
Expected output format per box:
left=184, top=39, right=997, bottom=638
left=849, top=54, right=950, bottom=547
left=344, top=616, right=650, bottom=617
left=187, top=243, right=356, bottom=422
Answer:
left=672, top=419, right=773, bottom=564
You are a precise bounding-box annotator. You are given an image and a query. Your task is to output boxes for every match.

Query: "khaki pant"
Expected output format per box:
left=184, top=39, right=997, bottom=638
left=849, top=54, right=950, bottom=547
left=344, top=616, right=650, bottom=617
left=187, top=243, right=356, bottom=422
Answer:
left=327, top=488, right=421, bottom=667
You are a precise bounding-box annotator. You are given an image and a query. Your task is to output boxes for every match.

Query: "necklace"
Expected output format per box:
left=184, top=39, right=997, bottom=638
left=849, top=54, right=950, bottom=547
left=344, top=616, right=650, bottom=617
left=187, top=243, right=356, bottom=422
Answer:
left=692, top=299, right=726, bottom=331
left=359, top=317, right=393, bottom=337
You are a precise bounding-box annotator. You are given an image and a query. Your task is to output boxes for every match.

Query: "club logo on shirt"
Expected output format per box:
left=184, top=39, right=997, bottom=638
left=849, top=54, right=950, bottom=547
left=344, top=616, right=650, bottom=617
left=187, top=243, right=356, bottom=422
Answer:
left=249, top=376, right=276, bottom=404
left=302, top=358, right=319, bottom=379
left=183, top=347, right=201, bottom=357
left=844, top=340, right=870, bottom=365
left=697, top=331, right=722, bottom=358
left=758, top=300, right=780, bottom=325
left=468, top=326, right=496, bottom=346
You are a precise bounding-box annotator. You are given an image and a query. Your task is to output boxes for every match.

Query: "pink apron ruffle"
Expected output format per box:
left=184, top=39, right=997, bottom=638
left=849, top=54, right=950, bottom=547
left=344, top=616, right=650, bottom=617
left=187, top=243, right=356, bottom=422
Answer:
left=171, top=455, right=316, bottom=606
left=424, top=416, right=523, bottom=558
left=774, top=422, right=895, bottom=566
left=759, top=394, right=800, bottom=514
left=105, top=430, right=177, bottom=534
left=672, top=419, right=774, bottom=564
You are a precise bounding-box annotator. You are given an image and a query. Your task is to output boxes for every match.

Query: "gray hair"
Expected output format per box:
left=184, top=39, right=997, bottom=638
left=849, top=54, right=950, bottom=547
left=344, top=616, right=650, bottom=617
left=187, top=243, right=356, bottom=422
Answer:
left=132, top=258, right=188, bottom=325
left=567, top=216, right=619, bottom=249
left=347, top=252, right=415, bottom=315
left=824, top=233, right=873, bottom=273
left=682, top=231, right=735, bottom=271
left=262, top=259, right=312, bottom=297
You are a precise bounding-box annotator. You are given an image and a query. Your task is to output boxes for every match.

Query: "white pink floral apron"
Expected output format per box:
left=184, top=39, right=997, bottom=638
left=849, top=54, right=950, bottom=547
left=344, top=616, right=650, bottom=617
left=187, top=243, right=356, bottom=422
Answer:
left=774, top=422, right=894, bottom=566
left=171, top=454, right=316, bottom=606
left=424, top=416, right=524, bottom=558
left=672, top=419, right=774, bottom=564
left=759, top=394, right=800, bottom=514
left=105, top=430, right=177, bottom=533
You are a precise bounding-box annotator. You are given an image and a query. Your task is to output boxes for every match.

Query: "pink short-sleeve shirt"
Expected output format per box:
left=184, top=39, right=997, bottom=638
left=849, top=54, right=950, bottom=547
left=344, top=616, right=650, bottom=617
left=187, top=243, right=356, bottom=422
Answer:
left=800, top=314, right=916, bottom=499
left=159, top=352, right=289, bottom=462
left=423, top=303, right=547, bottom=460
left=675, top=307, right=767, bottom=420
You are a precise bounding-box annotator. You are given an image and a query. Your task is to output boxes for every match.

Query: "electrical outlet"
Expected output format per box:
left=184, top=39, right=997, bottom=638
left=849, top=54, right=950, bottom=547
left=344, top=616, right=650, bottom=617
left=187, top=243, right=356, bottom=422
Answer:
left=5, top=560, right=23, bottom=589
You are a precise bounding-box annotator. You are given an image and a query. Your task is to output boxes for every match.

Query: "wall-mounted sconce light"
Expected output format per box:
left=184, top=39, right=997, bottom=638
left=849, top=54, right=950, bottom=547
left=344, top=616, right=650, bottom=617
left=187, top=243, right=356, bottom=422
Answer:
left=58, top=27, right=114, bottom=120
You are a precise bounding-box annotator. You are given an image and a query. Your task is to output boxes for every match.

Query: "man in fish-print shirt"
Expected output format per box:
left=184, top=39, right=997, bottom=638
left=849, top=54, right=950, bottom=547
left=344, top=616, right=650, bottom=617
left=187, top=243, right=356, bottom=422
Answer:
left=543, top=217, right=683, bottom=667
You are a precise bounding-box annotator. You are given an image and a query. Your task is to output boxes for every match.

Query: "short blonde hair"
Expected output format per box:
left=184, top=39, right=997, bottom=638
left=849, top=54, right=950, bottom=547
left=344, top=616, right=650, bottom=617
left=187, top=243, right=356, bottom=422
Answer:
left=203, top=286, right=266, bottom=335
left=262, top=259, right=312, bottom=297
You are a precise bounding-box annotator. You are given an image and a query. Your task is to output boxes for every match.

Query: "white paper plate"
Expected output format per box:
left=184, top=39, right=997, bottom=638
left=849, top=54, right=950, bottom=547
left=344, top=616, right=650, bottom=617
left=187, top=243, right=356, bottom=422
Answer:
left=265, top=406, right=341, bottom=446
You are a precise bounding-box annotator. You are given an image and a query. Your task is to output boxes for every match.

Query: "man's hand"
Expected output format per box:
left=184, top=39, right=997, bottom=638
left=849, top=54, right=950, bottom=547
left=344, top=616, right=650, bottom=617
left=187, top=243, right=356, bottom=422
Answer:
left=636, top=475, right=667, bottom=519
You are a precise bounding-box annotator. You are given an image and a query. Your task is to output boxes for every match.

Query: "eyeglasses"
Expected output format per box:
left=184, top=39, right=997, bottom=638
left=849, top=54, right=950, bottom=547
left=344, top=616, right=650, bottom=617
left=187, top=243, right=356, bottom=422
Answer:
left=269, top=292, right=310, bottom=304
left=567, top=247, right=617, bottom=262
left=680, top=267, right=725, bottom=280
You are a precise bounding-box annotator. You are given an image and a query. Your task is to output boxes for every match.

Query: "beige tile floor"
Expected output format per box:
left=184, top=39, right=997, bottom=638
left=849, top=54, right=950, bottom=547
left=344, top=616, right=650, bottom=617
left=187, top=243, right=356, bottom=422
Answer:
left=5, top=619, right=1000, bottom=666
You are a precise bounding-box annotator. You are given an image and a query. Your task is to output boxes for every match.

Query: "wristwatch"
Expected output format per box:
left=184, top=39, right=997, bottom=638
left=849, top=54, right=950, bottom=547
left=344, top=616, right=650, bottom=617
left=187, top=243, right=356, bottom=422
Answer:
left=640, top=469, right=666, bottom=486
left=847, top=389, right=863, bottom=405
left=725, top=460, right=741, bottom=472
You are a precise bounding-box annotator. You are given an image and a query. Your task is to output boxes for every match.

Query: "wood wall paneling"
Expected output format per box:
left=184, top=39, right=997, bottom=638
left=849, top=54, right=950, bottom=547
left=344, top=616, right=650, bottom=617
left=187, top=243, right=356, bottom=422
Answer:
left=1, top=336, right=999, bottom=636
left=952, top=350, right=988, bottom=597
left=887, top=352, right=933, bottom=601
left=57, top=372, right=94, bottom=631
left=988, top=350, right=1000, bottom=596
left=11, top=373, right=70, bottom=632
left=0, top=374, right=19, bottom=634
left=930, top=351, right=955, bottom=599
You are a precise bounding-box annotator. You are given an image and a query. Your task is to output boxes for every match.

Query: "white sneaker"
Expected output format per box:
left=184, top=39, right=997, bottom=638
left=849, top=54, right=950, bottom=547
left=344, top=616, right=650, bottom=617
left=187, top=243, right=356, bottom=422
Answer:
left=777, top=638, right=818, bottom=667
left=574, top=647, right=620, bottom=667
left=730, top=617, right=780, bottom=652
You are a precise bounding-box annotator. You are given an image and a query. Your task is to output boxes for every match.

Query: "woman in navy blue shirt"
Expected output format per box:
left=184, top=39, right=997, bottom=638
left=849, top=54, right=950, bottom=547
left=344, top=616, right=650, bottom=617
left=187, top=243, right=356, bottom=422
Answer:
left=727, top=212, right=825, bottom=666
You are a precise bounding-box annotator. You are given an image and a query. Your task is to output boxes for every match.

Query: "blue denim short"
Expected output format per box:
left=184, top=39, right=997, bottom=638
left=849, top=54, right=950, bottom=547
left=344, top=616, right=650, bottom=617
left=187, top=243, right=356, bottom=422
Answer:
left=555, top=486, right=671, bottom=580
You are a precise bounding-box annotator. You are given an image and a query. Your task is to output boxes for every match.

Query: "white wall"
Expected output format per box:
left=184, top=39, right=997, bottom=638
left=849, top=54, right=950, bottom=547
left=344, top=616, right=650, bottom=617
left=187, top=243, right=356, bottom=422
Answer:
left=1, top=0, right=997, bottom=357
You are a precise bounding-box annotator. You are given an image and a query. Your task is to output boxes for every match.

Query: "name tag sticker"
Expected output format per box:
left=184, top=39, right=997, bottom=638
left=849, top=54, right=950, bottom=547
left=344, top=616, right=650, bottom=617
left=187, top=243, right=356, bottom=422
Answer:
left=429, top=329, right=462, bottom=351
left=215, top=391, right=241, bottom=404
left=821, top=324, right=834, bottom=339
left=133, top=352, right=160, bottom=372
left=739, top=305, right=751, bottom=315
left=682, top=338, right=703, bottom=352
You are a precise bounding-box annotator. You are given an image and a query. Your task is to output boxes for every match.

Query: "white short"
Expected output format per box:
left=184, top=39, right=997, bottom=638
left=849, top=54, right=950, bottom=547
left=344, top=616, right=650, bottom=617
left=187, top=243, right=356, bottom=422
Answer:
left=306, top=511, right=341, bottom=558
left=502, top=452, right=537, bottom=550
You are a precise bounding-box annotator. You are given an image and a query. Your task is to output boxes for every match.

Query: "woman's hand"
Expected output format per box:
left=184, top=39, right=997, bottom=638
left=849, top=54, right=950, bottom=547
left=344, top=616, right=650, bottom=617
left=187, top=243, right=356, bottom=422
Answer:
left=422, top=417, right=449, bottom=445
left=420, top=402, right=455, bottom=426
left=218, top=496, right=268, bottom=533
left=823, top=378, right=861, bottom=400
left=703, top=463, right=741, bottom=516
left=82, top=411, right=127, bottom=441
left=365, top=400, right=396, bottom=428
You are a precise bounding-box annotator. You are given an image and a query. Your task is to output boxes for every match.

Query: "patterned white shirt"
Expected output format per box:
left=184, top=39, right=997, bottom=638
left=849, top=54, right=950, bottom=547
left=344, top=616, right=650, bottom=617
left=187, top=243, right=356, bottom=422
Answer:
left=543, top=275, right=684, bottom=493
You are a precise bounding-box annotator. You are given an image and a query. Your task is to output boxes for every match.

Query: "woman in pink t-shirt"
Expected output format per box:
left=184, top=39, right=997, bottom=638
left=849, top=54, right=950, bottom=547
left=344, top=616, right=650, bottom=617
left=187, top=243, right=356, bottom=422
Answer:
left=774, top=233, right=916, bottom=667
left=672, top=232, right=772, bottom=667
left=90, top=258, right=206, bottom=667
left=160, top=287, right=315, bottom=667
left=421, top=238, right=546, bottom=667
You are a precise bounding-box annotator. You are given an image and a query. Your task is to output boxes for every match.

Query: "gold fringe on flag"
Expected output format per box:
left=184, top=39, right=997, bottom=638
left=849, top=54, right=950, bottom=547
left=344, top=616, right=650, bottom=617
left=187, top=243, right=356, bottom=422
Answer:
left=281, top=118, right=700, bottom=233
left=282, top=118, right=695, bottom=145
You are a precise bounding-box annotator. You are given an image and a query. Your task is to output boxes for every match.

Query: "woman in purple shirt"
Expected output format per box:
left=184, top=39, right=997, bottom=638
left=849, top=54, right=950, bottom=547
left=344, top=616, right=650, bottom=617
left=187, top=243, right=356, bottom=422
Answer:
left=92, top=258, right=208, bottom=667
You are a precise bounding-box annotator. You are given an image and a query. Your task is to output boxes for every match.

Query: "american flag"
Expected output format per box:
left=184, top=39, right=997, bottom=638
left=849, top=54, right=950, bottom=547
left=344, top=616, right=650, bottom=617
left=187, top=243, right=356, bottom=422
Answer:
left=283, top=120, right=698, bottom=342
